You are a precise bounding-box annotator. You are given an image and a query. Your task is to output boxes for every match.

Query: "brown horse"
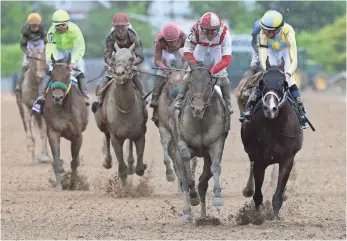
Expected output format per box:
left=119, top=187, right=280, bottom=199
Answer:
left=94, top=42, right=147, bottom=186
left=16, top=46, right=50, bottom=164
left=156, top=60, right=198, bottom=191
left=171, top=61, right=229, bottom=222
left=42, top=54, right=89, bottom=190
left=241, top=58, right=303, bottom=219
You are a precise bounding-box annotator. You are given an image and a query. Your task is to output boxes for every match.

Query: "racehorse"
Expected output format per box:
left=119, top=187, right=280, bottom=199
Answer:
left=172, top=61, right=229, bottom=222
left=42, top=54, right=89, bottom=190
left=241, top=58, right=303, bottom=219
left=94, top=42, right=148, bottom=186
left=16, top=46, right=50, bottom=164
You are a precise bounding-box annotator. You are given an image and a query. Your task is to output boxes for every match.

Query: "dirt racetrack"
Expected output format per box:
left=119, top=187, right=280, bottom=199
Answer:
left=1, top=90, right=346, bottom=240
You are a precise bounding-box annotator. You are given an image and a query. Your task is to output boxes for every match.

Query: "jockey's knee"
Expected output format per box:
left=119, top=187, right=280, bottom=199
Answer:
left=219, top=76, right=230, bottom=86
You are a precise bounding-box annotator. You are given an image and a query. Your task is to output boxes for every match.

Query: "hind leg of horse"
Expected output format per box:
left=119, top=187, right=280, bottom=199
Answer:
left=24, top=108, right=36, bottom=163
left=270, top=164, right=278, bottom=187
left=209, top=137, right=226, bottom=207
left=191, top=157, right=198, bottom=180
left=243, top=159, right=254, bottom=197
left=272, top=157, right=294, bottom=219
left=127, top=140, right=135, bottom=175
left=178, top=140, right=199, bottom=207
left=102, top=132, right=112, bottom=169
left=169, top=143, right=181, bottom=193
left=198, top=154, right=213, bottom=217
left=253, top=162, right=266, bottom=210
left=159, top=126, right=175, bottom=182
left=70, top=135, right=83, bottom=190
left=110, top=135, right=127, bottom=185
left=36, top=115, right=50, bottom=163
left=134, top=135, right=147, bottom=177
left=47, top=128, right=63, bottom=190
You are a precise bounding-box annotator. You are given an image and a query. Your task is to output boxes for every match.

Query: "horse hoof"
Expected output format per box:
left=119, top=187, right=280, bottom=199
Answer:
left=183, top=214, right=193, bottom=223
left=38, top=155, right=50, bottom=163
left=128, top=166, right=135, bottom=175
left=190, top=196, right=200, bottom=206
left=166, top=171, right=176, bottom=182
left=135, top=169, right=145, bottom=177
left=103, top=161, right=112, bottom=169
left=242, top=188, right=254, bottom=198
left=212, top=198, right=224, bottom=207
left=56, top=185, right=62, bottom=190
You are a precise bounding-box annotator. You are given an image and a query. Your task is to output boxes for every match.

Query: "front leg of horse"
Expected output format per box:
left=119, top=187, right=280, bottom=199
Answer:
left=253, top=162, right=266, bottom=210
left=178, top=140, right=199, bottom=207
left=272, top=158, right=294, bottom=219
left=127, top=140, right=135, bottom=175
left=243, top=159, right=254, bottom=197
left=38, top=117, right=50, bottom=163
left=24, top=108, right=36, bottom=163
left=102, top=133, right=112, bottom=169
left=70, top=135, right=83, bottom=190
left=209, top=139, right=226, bottom=207
left=159, top=126, right=175, bottom=182
left=110, top=135, right=128, bottom=185
left=198, top=154, right=213, bottom=217
left=48, top=129, right=63, bottom=190
left=134, top=135, right=147, bottom=177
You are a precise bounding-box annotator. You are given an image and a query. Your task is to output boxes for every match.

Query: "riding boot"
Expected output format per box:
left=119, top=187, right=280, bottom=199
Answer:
left=91, top=76, right=111, bottom=113
left=76, top=73, right=90, bottom=106
left=32, top=74, right=51, bottom=113
left=16, top=66, right=29, bottom=92
left=250, top=65, right=258, bottom=76
left=173, top=76, right=189, bottom=109
left=220, top=84, right=233, bottom=115
left=150, top=75, right=166, bottom=127
left=239, top=87, right=262, bottom=122
left=289, top=84, right=309, bottom=129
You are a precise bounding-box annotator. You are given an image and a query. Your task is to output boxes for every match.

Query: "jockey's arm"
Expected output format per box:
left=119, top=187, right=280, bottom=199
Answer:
left=183, top=27, right=198, bottom=64
left=251, top=34, right=259, bottom=54
left=45, top=25, right=57, bottom=61
left=133, top=38, right=144, bottom=66
left=153, top=41, right=167, bottom=69
left=258, top=32, right=268, bottom=71
left=20, top=25, right=29, bottom=53
left=210, top=30, right=232, bottom=75
left=104, top=32, right=115, bottom=66
left=71, top=24, right=86, bottom=65
left=286, top=30, right=298, bottom=75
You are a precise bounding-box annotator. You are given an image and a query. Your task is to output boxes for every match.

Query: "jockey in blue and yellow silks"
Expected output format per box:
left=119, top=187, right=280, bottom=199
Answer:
left=240, top=10, right=309, bottom=129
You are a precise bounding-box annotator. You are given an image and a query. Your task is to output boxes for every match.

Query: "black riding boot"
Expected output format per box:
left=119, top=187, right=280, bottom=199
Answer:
left=76, top=73, right=90, bottom=106
left=91, top=76, right=111, bottom=113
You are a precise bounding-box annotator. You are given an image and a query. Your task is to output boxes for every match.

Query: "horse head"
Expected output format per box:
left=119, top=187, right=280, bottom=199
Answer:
left=166, top=59, right=188, bottom=99
left=111, top=42, right=136, bottom=85
left=187, top=60, right=217, bottom=119
left=50, top=53, right=72, bottom=105
left=261, top=57, right=287, bottom=119
left=27, top=45, right=46, bottom=79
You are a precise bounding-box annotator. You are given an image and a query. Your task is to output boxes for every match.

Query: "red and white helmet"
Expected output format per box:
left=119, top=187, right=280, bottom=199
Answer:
left=200, top=12, right=221, bottom=30
left=112, top=13, right=130, bottom=26
left=162, top=22, right=180, bottom=41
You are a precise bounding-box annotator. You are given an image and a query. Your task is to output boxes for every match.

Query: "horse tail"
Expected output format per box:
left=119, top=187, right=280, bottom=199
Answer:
left=15, top=91, right=28, bottom=133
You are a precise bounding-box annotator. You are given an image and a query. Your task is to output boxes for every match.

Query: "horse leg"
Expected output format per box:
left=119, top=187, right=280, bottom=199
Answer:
left=242, top=159, right=254, bottom=197
left=134, top=135, right=147, bottom=176
left=110, top=135, right=127, bottom=185
left=253, top=162, right=266, bottom=210
left=47, top=128, right=63, bottom=190
left=169, top=142, right=182, bottom=193
left=36, top=115, right=50, bottom=163
left=127, top=140, right=135, bottom=175
left=102, top=132, right=112, bottom=169
left=24, top=107, right=36, bottom=163
left=272, top=157, right=294, bottom=219
left=270, top=164, right=278, bottom=187
left=176, top=146, right=192, bottom=223
left=198, top=154, right=213, bottom=217
left=70, top=135, right=83, bottom=190
left=191, top=157, right=198, bottom=180
left=209, top=137, right=226, bottom=207
left=159, top=126, right=175, bottom=182
left=177, top=140, right=199, bottom=206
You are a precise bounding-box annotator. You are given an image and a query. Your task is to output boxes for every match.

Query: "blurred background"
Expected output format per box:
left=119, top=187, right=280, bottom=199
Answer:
left=1, top=0, right=346, bottom=94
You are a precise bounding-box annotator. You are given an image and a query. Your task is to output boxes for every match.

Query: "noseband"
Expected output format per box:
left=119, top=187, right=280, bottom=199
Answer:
left=261, top=69, right=288, bottom=109
left=111, top=60, right=133, bottom=85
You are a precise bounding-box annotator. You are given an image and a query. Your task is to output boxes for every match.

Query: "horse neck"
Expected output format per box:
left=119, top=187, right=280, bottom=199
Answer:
left=113, top=79, right=135, bottom=110
left=26, top=65, right=40, bottom=89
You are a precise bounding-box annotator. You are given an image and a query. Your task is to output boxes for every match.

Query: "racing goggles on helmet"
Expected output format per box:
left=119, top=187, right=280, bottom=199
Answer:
left=200, top=26, right=219, bottom=35
left=53, top=21, right=68, bottom=29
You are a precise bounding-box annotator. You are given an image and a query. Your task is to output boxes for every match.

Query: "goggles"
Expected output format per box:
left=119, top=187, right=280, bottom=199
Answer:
left=53, top=22, right=68, bottom=29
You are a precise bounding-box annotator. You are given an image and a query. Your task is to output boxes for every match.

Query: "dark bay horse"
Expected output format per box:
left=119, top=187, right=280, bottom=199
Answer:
left=172, top=61, right=229, bottom=222
left=241, top=58, right=303, bottom=219
left=42, top=54, right=89, bottom=190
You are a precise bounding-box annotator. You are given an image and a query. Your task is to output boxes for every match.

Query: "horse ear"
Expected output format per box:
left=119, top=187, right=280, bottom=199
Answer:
left=129, top=42, right=136, bottom=52
left=265, top=56, right=271, bottom=70
left=114, top=42, right=120, bottom=51
left=280, top=57, right=285, bottom=72
left=51, top=54, right=55, bottom=64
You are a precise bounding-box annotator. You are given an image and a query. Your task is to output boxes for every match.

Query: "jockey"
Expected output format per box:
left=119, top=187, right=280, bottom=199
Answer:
left=172, top=12, right=233, bottom=114
left=239, top=10, right=309, bottom=129
left=34, top=9, right=89, bottom=107
left=91, top=13, right=145, bottom=113
left=150, top=22, right=187, bottom=125
left=16, top=13, right=47, bottom=92
left=250, top=19, right=261, bottom=75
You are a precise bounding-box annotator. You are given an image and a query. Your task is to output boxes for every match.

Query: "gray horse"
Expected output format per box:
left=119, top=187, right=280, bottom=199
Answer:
left=94, top=42, right=148, bottom=185
left=172, top=61, right=229, bottom=222
left=156, top=60, right=198, bottom=191
left=16, top=46, right=50, bottom=164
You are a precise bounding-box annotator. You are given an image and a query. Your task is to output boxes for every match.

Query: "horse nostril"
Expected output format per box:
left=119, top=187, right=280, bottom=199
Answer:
left=272, top=107, right=278, bottom=112
left=263, top=106, right=268, bottom=111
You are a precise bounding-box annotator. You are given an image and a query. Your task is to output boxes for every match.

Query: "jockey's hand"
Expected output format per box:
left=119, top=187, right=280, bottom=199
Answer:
left=69, top=63, right=77, bottom=70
